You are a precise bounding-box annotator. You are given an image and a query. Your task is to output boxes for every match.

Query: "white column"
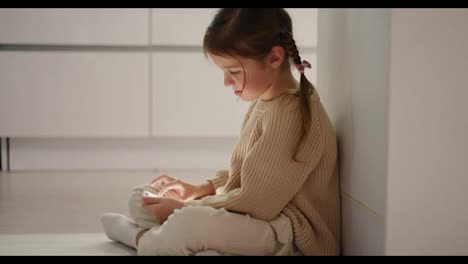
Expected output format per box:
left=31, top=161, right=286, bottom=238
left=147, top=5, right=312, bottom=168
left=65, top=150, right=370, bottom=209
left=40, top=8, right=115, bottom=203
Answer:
left=386, top=8, right=468, bottom=255
left=317, top=8, right=468, bottom=255
left=317, top=8, right=390, bottom=255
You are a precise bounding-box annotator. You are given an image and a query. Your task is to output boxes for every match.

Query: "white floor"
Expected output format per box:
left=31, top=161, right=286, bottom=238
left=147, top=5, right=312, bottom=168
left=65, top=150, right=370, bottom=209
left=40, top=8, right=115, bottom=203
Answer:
left=0, top=233, right=136, bottom=255
left=0, top=169, right=216, bottom=255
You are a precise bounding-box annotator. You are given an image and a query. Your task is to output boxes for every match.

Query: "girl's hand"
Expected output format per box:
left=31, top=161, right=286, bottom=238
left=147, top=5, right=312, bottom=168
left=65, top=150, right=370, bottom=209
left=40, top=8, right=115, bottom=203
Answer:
left=151, top=174, right=176, bottom=188
left=150, top=174, right=184, bottom=200
left=157, top=179, right=204, bottom=201
left=151, top=174, right=216, bottom=201
left=141, top=196, right=184, bottom=225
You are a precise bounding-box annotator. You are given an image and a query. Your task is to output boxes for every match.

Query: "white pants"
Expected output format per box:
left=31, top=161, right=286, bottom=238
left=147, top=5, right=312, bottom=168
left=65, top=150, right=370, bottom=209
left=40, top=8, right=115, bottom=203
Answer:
left=128, top=184, right=296, bottom=256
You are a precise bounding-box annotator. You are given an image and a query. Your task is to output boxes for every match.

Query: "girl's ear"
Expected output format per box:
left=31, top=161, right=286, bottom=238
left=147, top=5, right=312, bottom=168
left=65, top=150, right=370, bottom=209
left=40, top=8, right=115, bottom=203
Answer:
left=267, top=46, right=285, bottom=69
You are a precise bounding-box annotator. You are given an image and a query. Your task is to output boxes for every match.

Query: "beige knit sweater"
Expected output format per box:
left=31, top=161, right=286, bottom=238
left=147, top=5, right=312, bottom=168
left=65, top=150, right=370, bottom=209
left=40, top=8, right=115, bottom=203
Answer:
left=185, top=91, right=341, bottom=256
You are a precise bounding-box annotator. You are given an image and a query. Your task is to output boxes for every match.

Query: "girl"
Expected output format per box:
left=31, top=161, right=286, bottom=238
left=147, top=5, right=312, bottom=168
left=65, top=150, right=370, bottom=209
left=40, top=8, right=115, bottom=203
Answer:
left=101, top=8, right=341, bottom=256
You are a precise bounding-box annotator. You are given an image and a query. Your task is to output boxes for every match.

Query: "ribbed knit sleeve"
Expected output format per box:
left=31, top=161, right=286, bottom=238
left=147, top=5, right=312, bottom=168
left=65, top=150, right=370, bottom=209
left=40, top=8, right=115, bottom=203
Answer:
left=205, top=101, right=258, bottom=191
left=186, top=97, right=325, bottom=221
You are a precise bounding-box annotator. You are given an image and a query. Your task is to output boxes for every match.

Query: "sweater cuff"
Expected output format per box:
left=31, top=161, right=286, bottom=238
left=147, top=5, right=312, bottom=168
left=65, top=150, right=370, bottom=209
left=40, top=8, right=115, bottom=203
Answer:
left=207, top=169, right=229, bottom=190
left=207, top=177, right=225, bottom=190
left=184, top=199, right=203, bottom=207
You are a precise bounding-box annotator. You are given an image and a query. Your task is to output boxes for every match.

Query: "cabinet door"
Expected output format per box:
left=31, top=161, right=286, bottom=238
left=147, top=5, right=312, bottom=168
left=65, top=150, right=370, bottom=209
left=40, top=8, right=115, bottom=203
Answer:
left=286, top=8, right=318, bottom=48
left=152, top=52, right=250, bottom=137
left=151, top=8, right=219, bottom=46
left=0, top=52, right=149, bottom=137
left=0, top=8, right=149, bottom=45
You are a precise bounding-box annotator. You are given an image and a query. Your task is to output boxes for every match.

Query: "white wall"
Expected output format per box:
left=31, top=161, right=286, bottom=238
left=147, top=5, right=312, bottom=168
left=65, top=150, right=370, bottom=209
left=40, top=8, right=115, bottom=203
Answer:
left=386, top=9, right=468, bottom=255
left=317, top=9, right=390, bottom=255
left=318, top=8, right=468, bottom=255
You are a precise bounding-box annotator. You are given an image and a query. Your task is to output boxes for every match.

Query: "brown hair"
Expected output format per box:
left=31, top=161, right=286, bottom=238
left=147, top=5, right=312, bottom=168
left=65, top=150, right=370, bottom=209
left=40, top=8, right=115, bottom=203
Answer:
left=203, top=8, right=316, bottom=162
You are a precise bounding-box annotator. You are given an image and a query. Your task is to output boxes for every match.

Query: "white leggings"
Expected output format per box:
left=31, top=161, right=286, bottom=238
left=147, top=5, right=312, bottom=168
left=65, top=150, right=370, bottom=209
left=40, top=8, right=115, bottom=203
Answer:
left=128, top=184, right=296, bottom=256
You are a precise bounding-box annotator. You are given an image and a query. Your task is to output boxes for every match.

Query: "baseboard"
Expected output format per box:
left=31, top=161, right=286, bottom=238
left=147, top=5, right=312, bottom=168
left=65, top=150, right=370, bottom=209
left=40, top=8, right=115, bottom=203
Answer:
left=9, top=137, right=237, bottom=171
left=0, top=137, right=9, bottom=172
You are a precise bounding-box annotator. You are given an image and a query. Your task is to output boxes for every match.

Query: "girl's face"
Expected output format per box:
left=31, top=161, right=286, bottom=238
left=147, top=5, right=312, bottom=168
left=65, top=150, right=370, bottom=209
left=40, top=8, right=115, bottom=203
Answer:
left=208, top=53, right=276, bottom=102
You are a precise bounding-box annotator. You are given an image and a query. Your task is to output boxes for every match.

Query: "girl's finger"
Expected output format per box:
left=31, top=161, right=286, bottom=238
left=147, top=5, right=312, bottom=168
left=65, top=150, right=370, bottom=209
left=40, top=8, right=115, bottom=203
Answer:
left=151, top=174, right=175, bottom=187
left=159, top=181, right=183, bottom=197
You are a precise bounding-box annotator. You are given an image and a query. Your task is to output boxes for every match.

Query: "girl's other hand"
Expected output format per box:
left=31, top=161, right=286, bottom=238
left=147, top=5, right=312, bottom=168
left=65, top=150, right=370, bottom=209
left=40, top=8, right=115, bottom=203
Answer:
left=141, top=197, right=184, bottom=224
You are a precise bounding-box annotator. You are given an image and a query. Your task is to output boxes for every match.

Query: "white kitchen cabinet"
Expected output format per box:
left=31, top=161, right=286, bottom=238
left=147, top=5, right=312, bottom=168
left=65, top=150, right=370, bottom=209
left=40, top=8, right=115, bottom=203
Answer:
left=0, top=51, right=149, bottom=137
left=286, top=8, right=318, bottom=48
left=0, top=8, right=149, bottom=45
left=0, top=8, right=316, bottom=139
left=152, top=8, right=218, bottom=46
left=152, top=51, right=250, bottom=137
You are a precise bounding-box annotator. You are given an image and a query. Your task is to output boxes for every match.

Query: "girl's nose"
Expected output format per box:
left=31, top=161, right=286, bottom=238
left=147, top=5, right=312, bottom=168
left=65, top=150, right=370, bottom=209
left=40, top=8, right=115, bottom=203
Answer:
left=224, top=75, right=234, bottom=87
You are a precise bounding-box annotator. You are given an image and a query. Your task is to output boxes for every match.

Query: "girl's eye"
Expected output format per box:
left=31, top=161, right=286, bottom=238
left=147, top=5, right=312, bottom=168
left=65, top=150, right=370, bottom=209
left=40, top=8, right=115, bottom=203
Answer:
left=230, top=71, right=241, bottom=75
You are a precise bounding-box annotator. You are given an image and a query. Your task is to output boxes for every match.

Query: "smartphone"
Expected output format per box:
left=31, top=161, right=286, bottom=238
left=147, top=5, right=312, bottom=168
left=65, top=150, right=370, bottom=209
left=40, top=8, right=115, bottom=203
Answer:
left=142, top=190, right=159, bottom=198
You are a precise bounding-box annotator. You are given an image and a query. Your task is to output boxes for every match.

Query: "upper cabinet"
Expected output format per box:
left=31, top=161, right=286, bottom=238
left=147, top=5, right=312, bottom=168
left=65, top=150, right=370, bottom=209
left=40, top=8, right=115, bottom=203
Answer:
left=0, top=8, right=149, bottom=45
left=151, top=8, right=218, bottom=46
left=286, top=8, right=318, bottom=48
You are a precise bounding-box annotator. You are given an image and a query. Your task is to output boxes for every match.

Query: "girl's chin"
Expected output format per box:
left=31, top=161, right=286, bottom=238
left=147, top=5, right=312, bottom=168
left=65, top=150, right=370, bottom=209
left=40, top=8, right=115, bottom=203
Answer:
left=237, top=96, right=255, bottom=102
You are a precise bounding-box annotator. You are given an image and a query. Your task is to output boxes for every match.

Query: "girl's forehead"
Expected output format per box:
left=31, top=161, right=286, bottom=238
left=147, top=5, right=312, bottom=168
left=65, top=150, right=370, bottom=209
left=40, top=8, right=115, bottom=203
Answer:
left=208, top=53, right=264, bottom=71
left=208, top=53, right=241, bottom=68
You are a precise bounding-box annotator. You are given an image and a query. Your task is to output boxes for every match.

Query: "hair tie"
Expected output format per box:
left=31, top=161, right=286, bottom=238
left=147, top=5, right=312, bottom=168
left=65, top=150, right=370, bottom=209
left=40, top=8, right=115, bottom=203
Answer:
left=296, top=60, right=312, bottom=74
